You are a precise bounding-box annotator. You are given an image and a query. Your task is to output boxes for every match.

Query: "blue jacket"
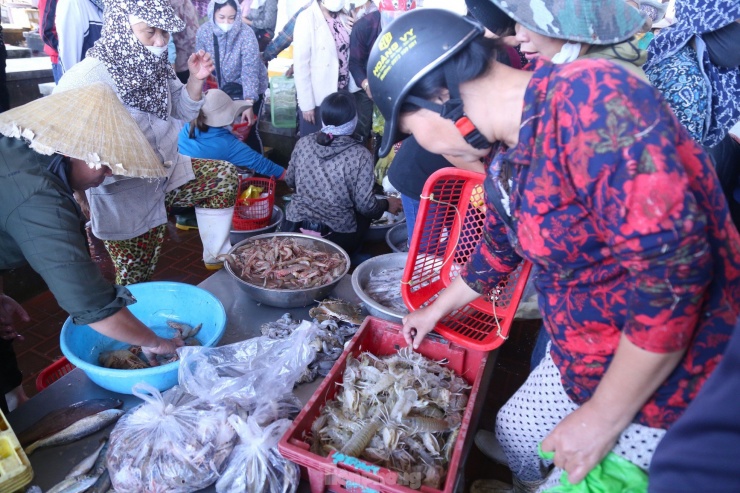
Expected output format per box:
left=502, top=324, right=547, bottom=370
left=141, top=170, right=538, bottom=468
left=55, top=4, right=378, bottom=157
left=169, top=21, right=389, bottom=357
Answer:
left=178, top=124, right=285, bottom=179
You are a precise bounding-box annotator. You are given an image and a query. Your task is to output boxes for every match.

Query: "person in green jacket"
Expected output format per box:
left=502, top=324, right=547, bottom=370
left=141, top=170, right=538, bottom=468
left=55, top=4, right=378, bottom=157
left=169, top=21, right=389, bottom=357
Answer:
left=0, top=83, right=184, bottom=413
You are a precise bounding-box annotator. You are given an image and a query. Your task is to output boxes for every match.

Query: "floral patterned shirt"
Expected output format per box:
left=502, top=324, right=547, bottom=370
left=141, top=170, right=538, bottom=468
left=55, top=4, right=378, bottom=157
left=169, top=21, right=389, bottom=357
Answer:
left=326, top=16, right=349, bottom=91
left=461, top=58, right=740, bottom=429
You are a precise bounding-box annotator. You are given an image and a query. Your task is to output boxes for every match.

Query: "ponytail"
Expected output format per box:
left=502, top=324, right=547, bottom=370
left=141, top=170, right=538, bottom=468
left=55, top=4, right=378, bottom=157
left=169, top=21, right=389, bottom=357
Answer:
left=188, top=111, right=210, bottom=139
left=316, top=131, right=334, bottom=146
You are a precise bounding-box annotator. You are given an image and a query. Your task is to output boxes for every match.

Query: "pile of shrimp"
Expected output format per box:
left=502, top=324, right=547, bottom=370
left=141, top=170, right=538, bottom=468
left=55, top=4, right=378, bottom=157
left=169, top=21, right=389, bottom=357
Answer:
left=309, top=348, right=470, bottom=490
left=223, top=237, right=347, bottom=290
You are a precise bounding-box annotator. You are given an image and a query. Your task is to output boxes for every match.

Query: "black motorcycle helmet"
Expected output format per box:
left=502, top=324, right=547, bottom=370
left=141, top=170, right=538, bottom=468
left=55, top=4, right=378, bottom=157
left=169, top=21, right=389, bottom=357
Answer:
left=465, top=0, right=515, bottom=36
left=368, top=9, right=488, bottom=157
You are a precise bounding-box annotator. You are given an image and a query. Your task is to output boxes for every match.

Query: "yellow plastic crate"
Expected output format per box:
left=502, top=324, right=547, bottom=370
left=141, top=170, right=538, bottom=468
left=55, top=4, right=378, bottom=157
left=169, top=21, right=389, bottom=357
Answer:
left=0, top=409, right=33, bottom=493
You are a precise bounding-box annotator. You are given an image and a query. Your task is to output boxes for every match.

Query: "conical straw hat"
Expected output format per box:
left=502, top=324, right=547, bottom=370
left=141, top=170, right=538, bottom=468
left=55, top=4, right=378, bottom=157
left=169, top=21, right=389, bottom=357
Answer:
left=0, top=82, right=165, bottom=178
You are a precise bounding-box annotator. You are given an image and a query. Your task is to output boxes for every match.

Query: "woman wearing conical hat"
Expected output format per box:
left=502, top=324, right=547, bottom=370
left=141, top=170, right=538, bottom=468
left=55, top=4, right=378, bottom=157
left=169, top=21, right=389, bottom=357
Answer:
left=55, top=0, right=240, bottom=284
left=0, top=84, right=185, bottom=413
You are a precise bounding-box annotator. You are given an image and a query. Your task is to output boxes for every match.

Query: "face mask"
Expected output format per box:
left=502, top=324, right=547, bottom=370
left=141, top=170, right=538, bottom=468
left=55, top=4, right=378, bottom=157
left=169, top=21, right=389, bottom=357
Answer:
left=216, top=22, right=233, bottom=33
left=322, top=0, right=346, bottom=13
left=145, top=45, right=168, bottom=57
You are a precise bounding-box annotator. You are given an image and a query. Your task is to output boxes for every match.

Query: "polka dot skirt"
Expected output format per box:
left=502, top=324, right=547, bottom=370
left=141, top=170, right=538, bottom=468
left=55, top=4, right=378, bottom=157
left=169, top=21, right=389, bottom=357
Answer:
left=495, top=344, right=666, bottom=489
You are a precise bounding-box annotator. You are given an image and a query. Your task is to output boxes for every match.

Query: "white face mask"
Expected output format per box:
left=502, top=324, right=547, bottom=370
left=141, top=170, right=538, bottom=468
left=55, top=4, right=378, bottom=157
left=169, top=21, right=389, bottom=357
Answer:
left=145, top=45, right=168, bottom=57
left=322, top=0, right=345, bottom=13
left=216, top=22, right=233, bottom=33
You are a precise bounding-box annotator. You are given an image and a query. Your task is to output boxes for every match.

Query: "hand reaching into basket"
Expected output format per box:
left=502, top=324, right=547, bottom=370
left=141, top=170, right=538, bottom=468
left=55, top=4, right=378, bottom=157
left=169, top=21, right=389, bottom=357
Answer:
left=402, top=276, right=484, bottom=350
left=387, top=196, right=402, bottom=215
left=402, top=307, right=439, bottom=350
left=141, top=336, right=185, bottom=366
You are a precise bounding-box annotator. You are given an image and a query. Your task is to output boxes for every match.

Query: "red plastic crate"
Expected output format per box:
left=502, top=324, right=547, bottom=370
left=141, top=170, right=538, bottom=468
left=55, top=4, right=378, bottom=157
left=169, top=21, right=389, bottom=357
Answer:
left=278, top=316, right=489, bottom=493
left=233, top=176, right=276, bottom=230
left=402, top=168, right=532, bottom=352
left=35, top=357, right=75, bottom=392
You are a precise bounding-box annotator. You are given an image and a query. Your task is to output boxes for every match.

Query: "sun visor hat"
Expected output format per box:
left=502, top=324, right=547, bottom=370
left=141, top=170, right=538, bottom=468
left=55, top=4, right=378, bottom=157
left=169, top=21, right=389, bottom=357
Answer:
left=368, top=9, right=484, bottom=158
left=465, top=0, right=515, bottom=36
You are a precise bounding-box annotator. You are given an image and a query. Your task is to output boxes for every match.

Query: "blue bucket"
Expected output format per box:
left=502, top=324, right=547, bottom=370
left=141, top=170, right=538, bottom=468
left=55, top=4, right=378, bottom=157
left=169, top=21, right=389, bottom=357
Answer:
left=60, top=281, right=227, bottom=395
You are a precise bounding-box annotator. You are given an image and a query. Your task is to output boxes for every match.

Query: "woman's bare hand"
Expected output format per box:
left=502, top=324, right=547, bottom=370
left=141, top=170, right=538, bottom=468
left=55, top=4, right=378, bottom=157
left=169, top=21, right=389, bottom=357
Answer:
left=141, top=336, right=184, bottom=366
left=0, top=294, right=29, bottom=341
left=401, top=306, right=441, bottom=350
left=541, top=401, right=624, bottom=484
left=387, top=196, right=402, bottom=215
left=242, top=107, right=256, bottom=126
left=188, top=50, right=215, bottom=81
left=303, top=109, right=315, bottom=124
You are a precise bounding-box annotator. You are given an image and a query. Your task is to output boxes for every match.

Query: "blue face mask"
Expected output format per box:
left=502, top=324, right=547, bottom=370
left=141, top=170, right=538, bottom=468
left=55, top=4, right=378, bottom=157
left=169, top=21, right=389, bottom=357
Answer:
left=703, top=21, right=740, bottom=68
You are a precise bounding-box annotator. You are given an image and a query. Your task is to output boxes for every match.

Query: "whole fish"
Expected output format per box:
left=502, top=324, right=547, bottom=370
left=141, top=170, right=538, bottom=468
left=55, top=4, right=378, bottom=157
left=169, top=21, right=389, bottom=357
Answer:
left=66, top=438, right=107, bottom=479
left=47, top=475, right=97, bottom=493
left=25, top=409, right=124, bottom=455
left=87, top=469, right=111, bottom=493
left=87, top=438, right=110, bottom=478
left=17, top=398, right=122, bottom=447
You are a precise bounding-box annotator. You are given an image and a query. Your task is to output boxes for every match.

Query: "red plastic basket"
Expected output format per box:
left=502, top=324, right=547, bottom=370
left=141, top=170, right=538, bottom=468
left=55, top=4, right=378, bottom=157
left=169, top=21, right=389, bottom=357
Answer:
left=402, top=168, right=532, bottom=352
left=35, top=357, right=75, bottom=392
left=279, top=316, right=489, bottom=493
left=232, top=176, right=276, bottom=230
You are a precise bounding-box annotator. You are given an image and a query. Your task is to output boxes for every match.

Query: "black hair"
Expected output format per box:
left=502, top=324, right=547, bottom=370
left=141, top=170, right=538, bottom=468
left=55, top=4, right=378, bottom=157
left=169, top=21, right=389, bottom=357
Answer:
left=401, top=36, right=503, bottom=114
left=316, top=91, right=357, bottom=146
left=188, top=110, right=209, bottom=139
left=214, top=0, right=239, bottom=15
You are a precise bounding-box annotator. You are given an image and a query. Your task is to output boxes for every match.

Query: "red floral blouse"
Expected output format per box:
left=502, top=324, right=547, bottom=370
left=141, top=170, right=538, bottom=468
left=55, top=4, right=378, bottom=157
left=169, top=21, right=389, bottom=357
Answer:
left=461, top=58, right=740, bottom=429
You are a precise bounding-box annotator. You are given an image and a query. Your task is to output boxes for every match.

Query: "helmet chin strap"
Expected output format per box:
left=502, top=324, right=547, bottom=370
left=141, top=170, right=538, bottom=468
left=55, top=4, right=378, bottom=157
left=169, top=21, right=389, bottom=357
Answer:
left=405, top=63, right=492, bottom=150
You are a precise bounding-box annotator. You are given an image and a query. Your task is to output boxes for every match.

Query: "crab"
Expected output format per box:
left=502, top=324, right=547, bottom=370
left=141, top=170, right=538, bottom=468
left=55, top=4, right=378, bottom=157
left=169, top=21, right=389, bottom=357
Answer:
left=309, top=298, right=365, bottom=325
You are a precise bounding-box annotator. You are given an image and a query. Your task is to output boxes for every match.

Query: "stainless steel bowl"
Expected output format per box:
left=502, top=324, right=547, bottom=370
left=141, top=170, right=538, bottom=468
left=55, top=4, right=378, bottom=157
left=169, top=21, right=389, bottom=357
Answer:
left=386, top=222, right=409, bottom=253
left=224, top=232, right=350, bottom=308
left=230, top=205, right=283, bottom=244
left=351, top=252, right=409, bottom=323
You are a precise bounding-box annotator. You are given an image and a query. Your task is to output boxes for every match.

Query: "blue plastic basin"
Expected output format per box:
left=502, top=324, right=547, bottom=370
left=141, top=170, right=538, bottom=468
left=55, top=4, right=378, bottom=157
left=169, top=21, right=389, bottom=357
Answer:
left=60, top=281, right=227, bottom=395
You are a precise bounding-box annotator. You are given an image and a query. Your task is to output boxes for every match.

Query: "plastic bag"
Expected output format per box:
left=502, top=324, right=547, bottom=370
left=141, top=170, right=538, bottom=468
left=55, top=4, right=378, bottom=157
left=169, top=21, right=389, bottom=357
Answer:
left=239, top=392, right=303, bottom=427
left=539, top=446, right=648, bottom=493
left=178, top=321, right=319, bottom=406
left=216, top=416, right=300, bottom=493
left=107, top=384, right=236, bottom=493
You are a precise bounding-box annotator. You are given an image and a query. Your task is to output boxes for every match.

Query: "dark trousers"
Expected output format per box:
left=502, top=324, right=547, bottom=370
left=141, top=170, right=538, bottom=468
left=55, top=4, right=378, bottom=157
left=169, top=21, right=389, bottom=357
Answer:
left=352, top=89, right=374, bottom=142
left=281, top=214, right=371, bottom=254
left=0, top=43, right=9, bottom=112
left=707, top=134, right=740, bottom=230
left=245, top=95, right=265, bottom=155
left=298, top=108, right=322, bottom=138
left=1, top=339, right=23, bottom=413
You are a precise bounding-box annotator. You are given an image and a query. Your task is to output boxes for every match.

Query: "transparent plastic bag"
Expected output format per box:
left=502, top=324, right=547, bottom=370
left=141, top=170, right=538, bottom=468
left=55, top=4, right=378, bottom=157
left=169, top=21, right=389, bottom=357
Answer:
left=215, top=416, right=300, bottom=493
left=244, top=393, right=303, bottom=427
left=107, top=384, right=236, bottom=493
left=178, top=321, right=319, bottom=406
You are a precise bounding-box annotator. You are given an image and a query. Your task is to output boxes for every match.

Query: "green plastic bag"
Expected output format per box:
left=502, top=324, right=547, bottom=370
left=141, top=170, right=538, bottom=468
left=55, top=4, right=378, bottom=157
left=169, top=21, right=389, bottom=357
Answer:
left=372, top=105, right=386, bottom=135
left=538, top=445, right=648, bottom=493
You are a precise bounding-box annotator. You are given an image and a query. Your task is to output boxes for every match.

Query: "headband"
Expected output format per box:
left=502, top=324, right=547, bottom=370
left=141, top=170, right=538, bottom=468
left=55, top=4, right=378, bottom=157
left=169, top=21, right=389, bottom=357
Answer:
left=321, top=115, right=358, bottom=137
